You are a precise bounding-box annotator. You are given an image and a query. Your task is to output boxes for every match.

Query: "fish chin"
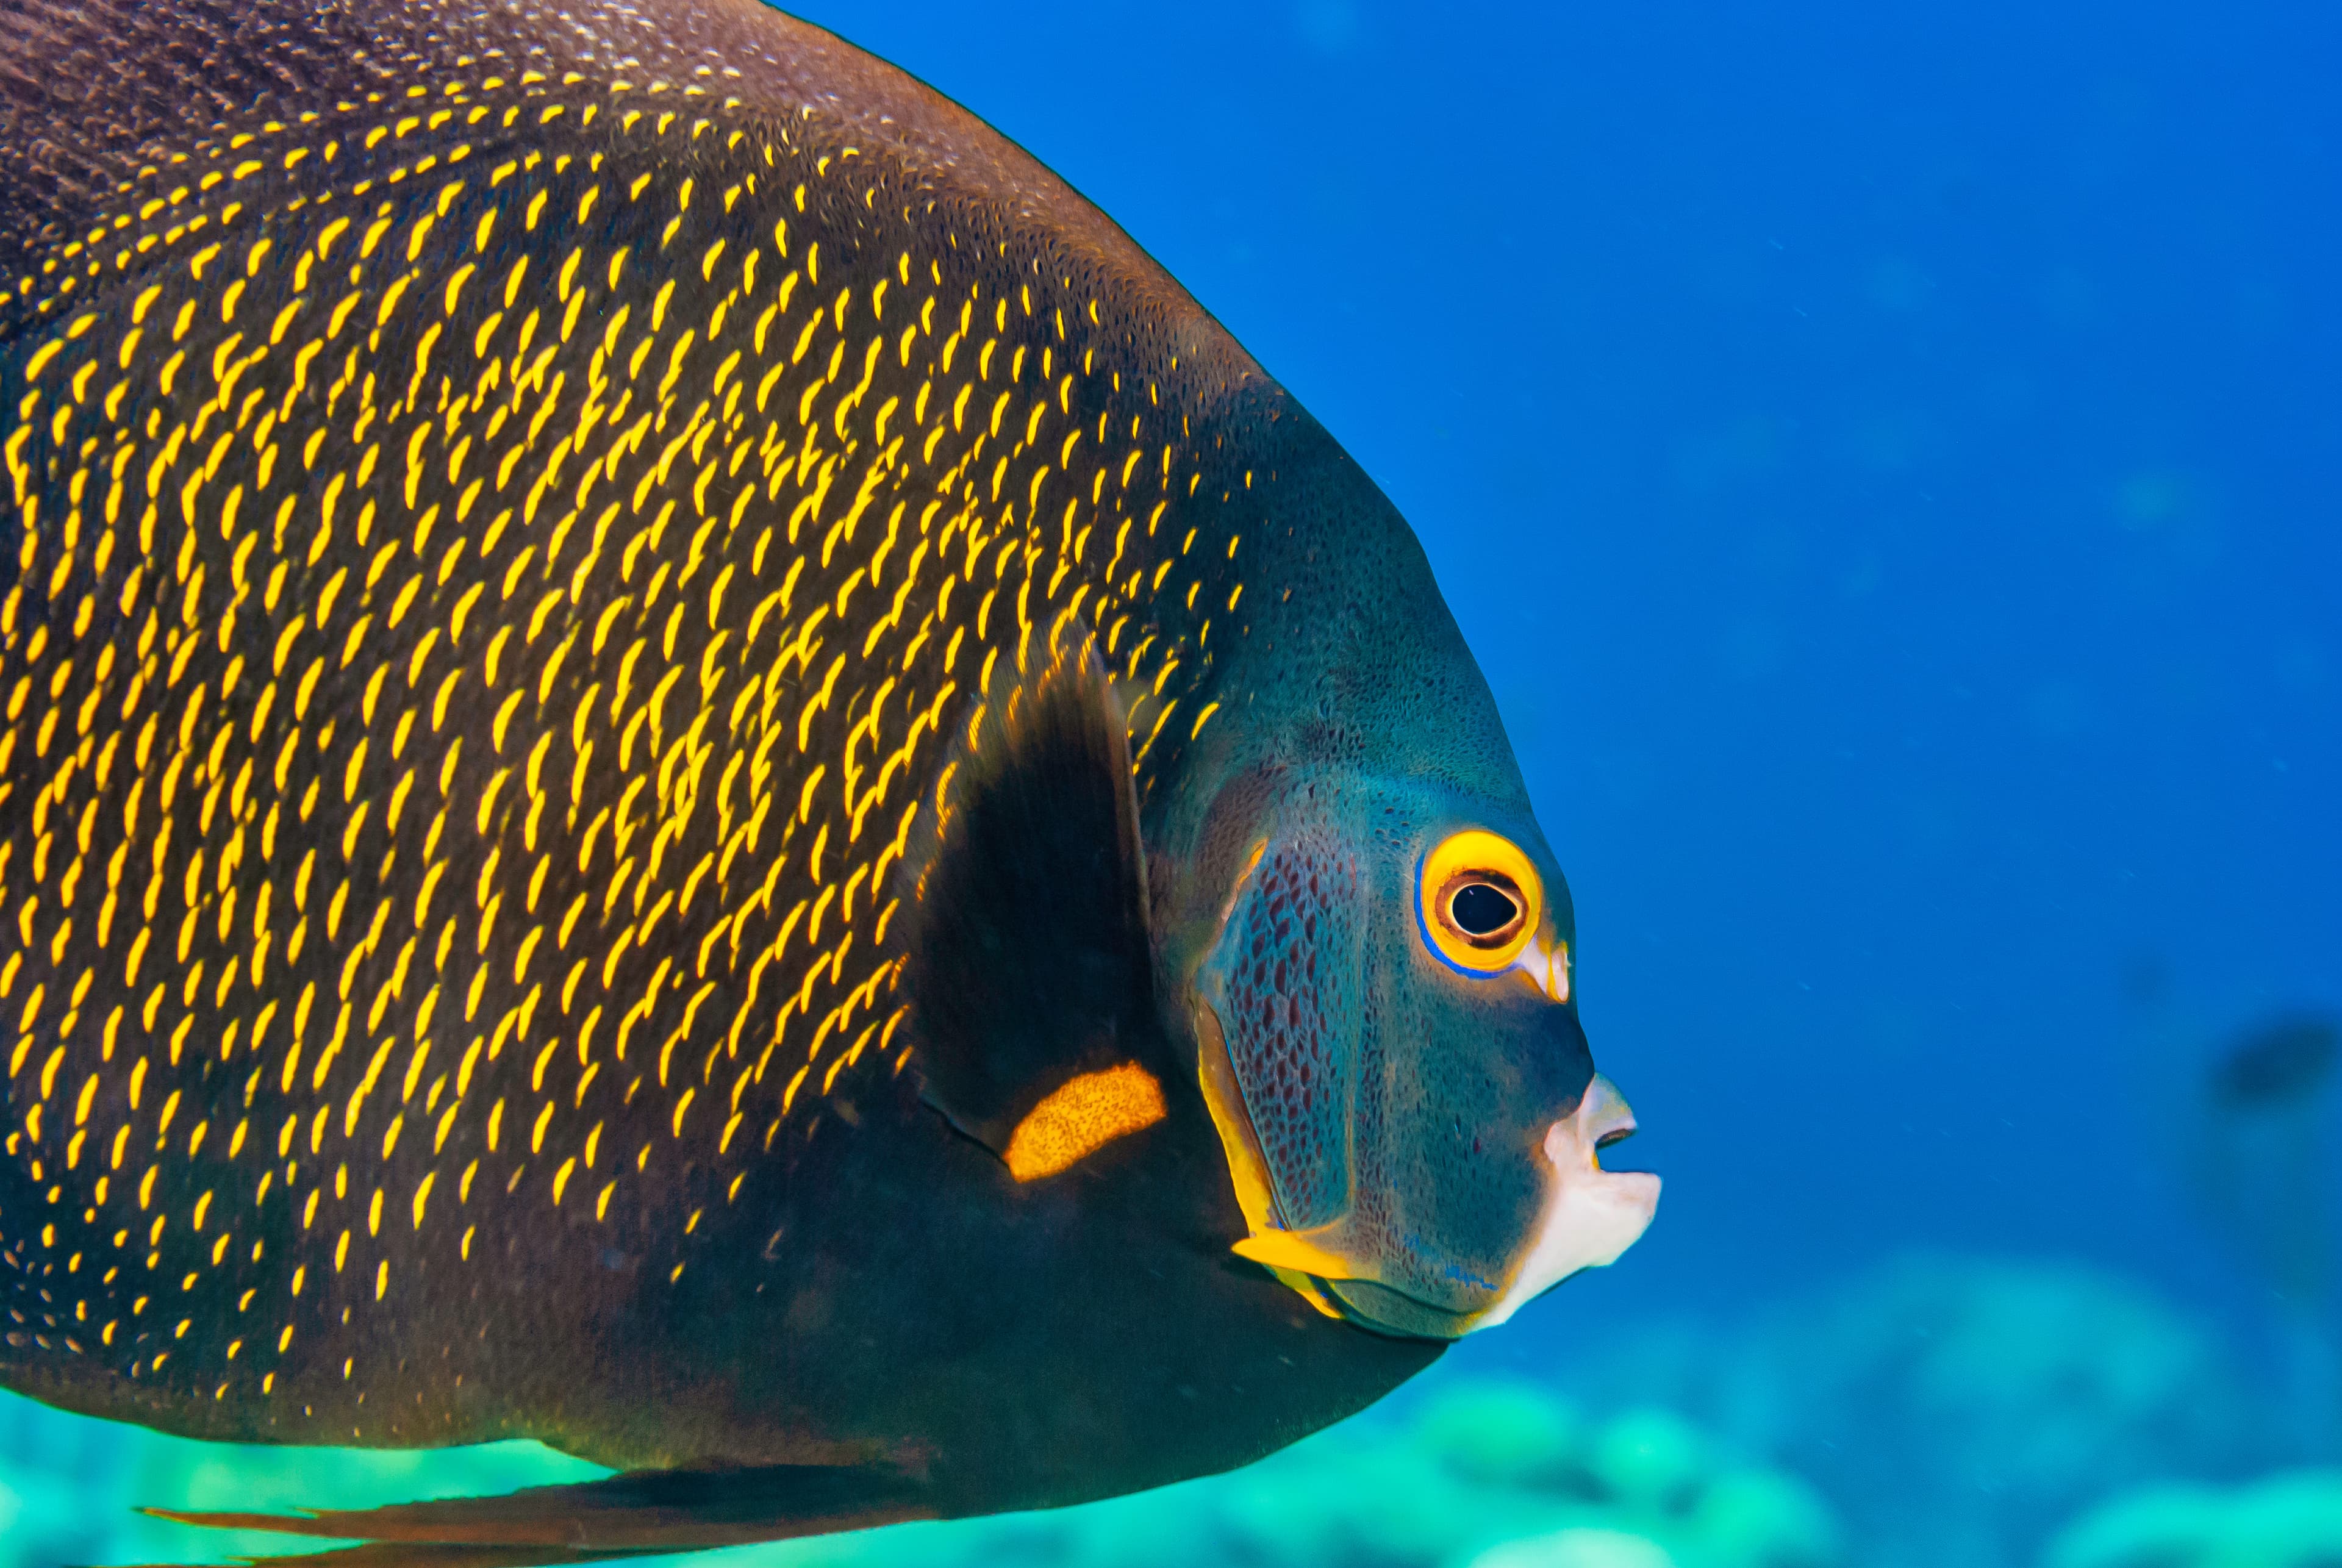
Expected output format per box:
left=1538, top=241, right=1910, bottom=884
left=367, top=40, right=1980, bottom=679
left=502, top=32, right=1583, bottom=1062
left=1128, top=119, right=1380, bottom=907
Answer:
left=1467, top=1074, right=1661, bottom=1333
left=1309, top=1076, right=1658, bottom=1340
left=1319, top=1276, right=1481, bottom=1340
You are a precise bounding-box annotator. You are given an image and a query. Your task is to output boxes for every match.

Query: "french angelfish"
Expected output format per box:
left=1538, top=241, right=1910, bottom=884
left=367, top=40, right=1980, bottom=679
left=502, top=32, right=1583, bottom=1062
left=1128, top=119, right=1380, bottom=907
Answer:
left=0, top=0, right=1661, bottom=1560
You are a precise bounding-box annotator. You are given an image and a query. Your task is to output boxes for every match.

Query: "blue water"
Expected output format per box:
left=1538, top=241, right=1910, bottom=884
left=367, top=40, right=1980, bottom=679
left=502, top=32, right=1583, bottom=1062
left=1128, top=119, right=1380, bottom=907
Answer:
left=5, top=2, right=2337, bottom=1563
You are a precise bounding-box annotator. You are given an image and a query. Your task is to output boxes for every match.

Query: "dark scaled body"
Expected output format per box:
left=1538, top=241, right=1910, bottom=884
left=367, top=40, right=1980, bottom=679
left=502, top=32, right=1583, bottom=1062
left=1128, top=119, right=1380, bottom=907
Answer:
left=0, top=0, right=1642, bottom=1561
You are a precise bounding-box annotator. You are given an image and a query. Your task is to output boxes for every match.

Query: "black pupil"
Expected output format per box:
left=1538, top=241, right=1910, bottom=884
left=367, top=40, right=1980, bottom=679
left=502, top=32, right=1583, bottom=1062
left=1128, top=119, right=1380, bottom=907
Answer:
left=1450, top=882, right=1519, bottom=937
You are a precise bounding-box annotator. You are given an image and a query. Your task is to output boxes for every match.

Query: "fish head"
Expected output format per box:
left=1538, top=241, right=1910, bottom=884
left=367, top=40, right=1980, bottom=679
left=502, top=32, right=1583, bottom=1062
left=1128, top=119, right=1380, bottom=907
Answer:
left=1188, top=776, right=1658, bottom=1339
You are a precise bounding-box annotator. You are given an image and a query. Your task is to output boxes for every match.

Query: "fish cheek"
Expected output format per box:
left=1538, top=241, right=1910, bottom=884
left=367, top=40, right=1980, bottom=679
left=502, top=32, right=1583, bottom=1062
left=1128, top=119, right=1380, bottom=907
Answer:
left=1372, top=983, right=1597, bottom=1307
left=1196, top=833, right=1365, bottom=1234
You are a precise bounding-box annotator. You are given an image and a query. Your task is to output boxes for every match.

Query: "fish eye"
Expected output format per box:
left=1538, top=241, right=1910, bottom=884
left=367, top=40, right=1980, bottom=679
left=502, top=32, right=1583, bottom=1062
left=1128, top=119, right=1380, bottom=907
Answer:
left=1417, top=829, right=1544, bottom=977
left=1447, top=878, right=1524, bottom=940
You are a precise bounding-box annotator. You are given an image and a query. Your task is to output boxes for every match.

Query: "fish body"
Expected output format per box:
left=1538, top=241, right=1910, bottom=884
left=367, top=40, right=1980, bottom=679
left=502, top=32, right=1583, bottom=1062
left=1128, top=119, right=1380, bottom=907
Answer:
left=0, top=1, right=1658, bottom=1559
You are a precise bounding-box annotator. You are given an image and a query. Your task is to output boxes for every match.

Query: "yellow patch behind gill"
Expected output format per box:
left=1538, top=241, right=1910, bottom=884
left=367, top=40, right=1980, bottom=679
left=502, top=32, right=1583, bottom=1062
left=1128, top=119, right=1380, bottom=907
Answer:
left=1001, top=1062, right=1166, bottom=1183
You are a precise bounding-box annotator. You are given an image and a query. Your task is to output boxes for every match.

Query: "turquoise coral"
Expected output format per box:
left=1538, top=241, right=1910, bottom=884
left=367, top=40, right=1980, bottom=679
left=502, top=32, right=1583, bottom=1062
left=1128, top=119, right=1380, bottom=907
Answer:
left=2, top=1252, right=2280, bottom=1568
left=798, top=1381, right=1839, bottom=1568
left=0, top=1375, right=1836, bottom=1568
left=1591, top=1252, right=2262, bottom=1568
left=2045, top=1472, right=2342, bottom=1568
left=1466, top=1531, right=1683, bottom=1568
left=0, top=1389, right=595, bottom=1566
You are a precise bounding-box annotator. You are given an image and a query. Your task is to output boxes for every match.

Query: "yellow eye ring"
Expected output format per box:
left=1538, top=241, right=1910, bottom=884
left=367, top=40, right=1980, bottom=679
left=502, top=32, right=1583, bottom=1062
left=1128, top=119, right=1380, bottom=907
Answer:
left=1416, top=829, right=1544, bottom=977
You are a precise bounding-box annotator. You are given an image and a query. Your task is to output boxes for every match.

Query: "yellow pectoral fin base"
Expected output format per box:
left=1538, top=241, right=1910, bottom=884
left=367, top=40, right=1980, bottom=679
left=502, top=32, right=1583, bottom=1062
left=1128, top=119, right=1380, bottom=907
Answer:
left=1002, top=1063, right=1168, bottom=1182
left=1229, top=1222, right=1369, bottom=1283
left=1231, top=1226, right=1366, bottom=1321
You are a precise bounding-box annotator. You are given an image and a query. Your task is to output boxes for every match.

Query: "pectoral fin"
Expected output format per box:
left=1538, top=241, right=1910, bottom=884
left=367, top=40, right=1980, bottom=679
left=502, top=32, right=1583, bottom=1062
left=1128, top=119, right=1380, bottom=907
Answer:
left=133, top=1544, right=637, bottom=1568
left=897, top=613, right=1173, bottom=1167
left=135, top=1462, right=934, bottom=1568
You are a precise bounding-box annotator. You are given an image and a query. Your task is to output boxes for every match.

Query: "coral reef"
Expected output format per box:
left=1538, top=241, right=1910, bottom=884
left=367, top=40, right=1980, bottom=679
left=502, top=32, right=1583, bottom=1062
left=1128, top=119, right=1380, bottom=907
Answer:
left=772, top=1380, right=1838, bottom=1568
left=0, top=1390, right=596, bottom=1567
left=0, top=1250, right=2286, bottom=1568
left=0, top=1377, right=1835, bottom=1568
left=1589, top=1252, right=2265, bottom=1568
left=2045, top=1471, right=2342, bottom=1568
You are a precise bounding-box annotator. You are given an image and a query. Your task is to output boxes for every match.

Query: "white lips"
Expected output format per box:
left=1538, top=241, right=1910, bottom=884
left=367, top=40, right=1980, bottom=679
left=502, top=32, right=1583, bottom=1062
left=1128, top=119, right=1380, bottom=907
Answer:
left=1468, top=1075, right=1661, bottom=1332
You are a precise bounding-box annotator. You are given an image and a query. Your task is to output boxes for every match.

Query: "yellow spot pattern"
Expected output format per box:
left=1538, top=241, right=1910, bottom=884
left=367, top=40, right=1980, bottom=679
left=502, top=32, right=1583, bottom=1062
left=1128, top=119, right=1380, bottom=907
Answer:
left=0, top=57, right=1262, bottom=1439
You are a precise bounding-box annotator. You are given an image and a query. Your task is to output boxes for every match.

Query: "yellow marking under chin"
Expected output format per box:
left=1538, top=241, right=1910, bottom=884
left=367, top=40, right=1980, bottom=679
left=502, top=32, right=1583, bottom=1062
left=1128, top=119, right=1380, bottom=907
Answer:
left=1003, top=1062, right=1166, bottom=1183
left=1229, top=1226, right=1361, bottom=1281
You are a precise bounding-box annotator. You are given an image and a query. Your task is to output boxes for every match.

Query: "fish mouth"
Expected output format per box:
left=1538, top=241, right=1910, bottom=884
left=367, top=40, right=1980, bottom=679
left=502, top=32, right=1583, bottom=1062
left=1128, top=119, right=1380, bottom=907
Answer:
left=1315, top=1076, right=1658, bottom=1341
left=1465, top=1074, right=1661, bottom=1333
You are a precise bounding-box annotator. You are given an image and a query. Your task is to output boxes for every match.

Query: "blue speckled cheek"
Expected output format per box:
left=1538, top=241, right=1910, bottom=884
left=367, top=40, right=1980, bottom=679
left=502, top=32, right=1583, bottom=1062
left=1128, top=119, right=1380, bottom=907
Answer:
left=1205, top=834, right=1363, bottom=1232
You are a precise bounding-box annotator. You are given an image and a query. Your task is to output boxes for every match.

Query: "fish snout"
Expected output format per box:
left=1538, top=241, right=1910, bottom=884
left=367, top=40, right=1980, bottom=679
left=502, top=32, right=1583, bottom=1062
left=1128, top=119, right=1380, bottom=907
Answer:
left=1468, top=1074, right=1661, bottom=1332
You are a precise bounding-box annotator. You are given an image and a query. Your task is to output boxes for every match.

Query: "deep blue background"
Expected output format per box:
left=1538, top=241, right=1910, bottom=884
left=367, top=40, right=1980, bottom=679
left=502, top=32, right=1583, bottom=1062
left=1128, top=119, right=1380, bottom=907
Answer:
left=786, top=1, right=2340, bottom=1362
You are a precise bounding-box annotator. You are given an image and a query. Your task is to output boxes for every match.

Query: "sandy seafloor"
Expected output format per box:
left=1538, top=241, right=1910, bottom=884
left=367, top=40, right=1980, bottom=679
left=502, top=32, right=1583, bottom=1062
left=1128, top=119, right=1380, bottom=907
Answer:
left=4, top=1, right=2338, bottom=1564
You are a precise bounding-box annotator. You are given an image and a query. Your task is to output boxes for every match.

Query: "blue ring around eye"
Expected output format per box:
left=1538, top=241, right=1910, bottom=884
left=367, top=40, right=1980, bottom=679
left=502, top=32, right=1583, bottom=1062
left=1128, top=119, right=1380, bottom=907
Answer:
left=1414, top=852, right=1514, bottom=979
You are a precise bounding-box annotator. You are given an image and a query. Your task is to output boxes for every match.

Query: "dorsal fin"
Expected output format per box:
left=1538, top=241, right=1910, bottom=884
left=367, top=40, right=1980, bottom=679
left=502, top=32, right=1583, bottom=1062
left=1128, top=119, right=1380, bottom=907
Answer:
left=898, top=613, right=1170, bottom=1162
left=0, top=0, right=1258, bottom=368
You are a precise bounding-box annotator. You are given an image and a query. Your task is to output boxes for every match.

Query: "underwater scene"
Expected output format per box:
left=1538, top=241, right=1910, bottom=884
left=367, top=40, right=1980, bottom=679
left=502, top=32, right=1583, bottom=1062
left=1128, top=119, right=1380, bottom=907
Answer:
left=0, top=0, right=2337, bottom=1564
